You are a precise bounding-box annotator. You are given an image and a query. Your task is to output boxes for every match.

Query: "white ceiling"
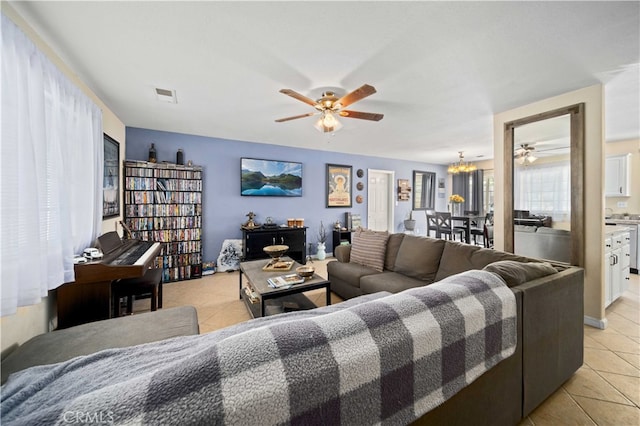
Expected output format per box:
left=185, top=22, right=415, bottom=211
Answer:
left=9, top=1, right=640, bottom=165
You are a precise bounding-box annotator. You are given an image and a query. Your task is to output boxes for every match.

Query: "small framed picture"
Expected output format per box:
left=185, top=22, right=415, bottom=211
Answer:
left=326, top=164, right=352, bottom=208
left=103, top=134, right=120, bottom=218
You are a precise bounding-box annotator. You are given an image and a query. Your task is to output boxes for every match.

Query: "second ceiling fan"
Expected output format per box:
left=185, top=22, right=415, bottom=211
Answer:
left=275, top=84, right=384, bottom=133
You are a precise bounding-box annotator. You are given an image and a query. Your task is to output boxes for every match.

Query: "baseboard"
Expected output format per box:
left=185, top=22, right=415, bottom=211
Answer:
left=584, top=315, right=608, bottom=329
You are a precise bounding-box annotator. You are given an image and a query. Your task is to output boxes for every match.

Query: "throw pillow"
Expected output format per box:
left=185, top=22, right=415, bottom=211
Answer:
left=393, top=235, right=446, bottom=282
left=384, top=233, right=406, bottom=271
left=350, top=229, right=389, bottom=272
left=483, top=260, right=558, bottom=287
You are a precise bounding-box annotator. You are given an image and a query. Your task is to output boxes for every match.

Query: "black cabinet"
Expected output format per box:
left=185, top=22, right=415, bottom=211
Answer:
left=242, top=227, right=307, bottom=264
left=332, top=230, right=352, bottom=254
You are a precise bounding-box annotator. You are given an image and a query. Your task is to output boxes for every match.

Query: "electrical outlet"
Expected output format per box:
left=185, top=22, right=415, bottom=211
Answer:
left=617, top=201, right=628, bottom=208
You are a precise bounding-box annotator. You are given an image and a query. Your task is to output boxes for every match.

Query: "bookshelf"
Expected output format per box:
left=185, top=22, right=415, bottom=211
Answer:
left=123, top=160, right=203, bottom=282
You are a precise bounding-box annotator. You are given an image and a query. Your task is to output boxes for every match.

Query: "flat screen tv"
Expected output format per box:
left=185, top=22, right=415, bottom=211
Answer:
left=241, top=157, right=302, bottom=197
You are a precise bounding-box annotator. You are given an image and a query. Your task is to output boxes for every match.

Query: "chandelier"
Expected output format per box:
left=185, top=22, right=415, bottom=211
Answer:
left=447, top=151, right=477, bottom=174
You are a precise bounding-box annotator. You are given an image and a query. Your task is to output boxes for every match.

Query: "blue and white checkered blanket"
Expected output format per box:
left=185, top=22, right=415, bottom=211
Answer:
left=1, top=270, right=516, bottom=425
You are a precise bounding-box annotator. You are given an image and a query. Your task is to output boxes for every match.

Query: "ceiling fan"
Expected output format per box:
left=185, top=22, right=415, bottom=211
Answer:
left=515, top=144, right=537, bottom=165
left=275, top=84, right=384, bottom=133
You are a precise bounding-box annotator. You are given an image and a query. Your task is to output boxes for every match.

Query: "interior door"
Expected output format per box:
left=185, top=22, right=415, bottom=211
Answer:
left=367, top=170, right=393, bottom=231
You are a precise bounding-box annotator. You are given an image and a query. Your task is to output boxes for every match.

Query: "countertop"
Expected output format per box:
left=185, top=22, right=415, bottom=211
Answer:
left=605, top=224, right=633, bottom=236
left=605, top=217, right=640, bottom=225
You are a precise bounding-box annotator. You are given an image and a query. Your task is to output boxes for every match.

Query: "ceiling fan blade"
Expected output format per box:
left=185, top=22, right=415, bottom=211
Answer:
left=339, top=110, right=384, bottom=121
left=279, top=89, right=318, bottom=107
left=335, top=84, right=377, bottom=108
left=275, top=112, right=316, bottom=123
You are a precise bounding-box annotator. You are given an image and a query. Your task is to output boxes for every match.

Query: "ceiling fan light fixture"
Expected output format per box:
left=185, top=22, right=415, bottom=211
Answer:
left=314, top=111, right=342, bottom=133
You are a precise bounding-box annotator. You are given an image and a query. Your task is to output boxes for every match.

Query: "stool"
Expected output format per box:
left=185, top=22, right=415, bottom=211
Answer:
left=112, top=268, right=163, bottom=317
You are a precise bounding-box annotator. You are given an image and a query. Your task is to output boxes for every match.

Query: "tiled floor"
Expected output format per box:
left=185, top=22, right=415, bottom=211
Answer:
left=135, top=260, right=640, bottom=425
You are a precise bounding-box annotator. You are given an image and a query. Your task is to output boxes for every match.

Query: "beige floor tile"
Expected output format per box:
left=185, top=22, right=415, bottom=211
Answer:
left=584, top=334, right=608, bottom=350
left=589, top=332, right=640, bottom=354
left=584, top=347, right=639, bottom=377
left=598, top=371, right=640, bottom=407
left=609, top=301, right=640, bottom=325
left=528, top=388, right=596, bottom=425
left=615, top=352, right=640, bottom=370
left=573, top=395, right=640, bottom=426
left=607, top=312, right=640, bottom=338
left=563, top=366, right=633, bottom=405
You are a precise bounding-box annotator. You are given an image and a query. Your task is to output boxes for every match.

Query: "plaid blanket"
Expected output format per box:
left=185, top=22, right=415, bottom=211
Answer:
left=1, top=270, right=516, bottom=425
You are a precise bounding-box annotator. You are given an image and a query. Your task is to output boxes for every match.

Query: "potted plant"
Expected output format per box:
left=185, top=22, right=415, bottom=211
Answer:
left=404, top=211, right=416, bottom=231
left=317, top=221, right=327, bottom=260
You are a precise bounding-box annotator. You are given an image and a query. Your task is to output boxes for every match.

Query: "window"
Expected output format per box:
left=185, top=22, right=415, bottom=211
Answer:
left=483, top=170, right=494, bottom=213
left=513, top=162, right=570, bottom=222
left=1, top=14, right=103, bottom=316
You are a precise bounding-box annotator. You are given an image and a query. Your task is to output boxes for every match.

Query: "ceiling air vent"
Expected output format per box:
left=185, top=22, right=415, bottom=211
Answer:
left=155, top=88, right=177, bottom=103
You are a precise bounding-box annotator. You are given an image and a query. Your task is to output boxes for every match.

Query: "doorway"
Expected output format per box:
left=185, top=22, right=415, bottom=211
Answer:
left=367, top=169, right=394, bottom=231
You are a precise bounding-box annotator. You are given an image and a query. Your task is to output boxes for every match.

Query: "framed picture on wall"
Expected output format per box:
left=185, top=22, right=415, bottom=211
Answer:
left=326, top=164, right=352, bottom=208
left=103, top=134, right=120, bottom=218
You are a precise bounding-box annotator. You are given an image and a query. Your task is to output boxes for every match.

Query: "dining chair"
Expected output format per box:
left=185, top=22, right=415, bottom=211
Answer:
left=483, top=224, right=494, bottom=248
left=435, top=212, right=464, bottom=241
left=462, top=210, right=483, bottom=245
left=425, top=211, right=438, bottom=238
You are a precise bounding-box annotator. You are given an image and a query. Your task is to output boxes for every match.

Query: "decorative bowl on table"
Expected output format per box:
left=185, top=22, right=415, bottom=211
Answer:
left=263, top=245, right=289, bottom=262
left=296, top=265, right=315, bottom=280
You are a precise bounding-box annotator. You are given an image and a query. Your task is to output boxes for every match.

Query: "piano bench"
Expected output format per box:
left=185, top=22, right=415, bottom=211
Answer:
left=1, top=306, right=199, bottom=385
left=112, top=268, right=163, bottom=317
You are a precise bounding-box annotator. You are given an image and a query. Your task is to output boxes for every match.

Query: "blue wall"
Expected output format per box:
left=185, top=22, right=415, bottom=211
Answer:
left=126, top=127, right=448, bottom=262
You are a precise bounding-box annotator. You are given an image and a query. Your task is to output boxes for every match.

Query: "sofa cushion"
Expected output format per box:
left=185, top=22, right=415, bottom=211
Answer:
left=350, top=229, right=389, bottom=272
left=1, top=306, right=199, bottom=384
left=384, top=233, right=406, bottom=271
left=435, top=241, right=533, bottom=281
left=360, top=271, right=425, bottom=294
left=393, top=235, right=445, bottom=282
left=327, top=260, right=380, bottom=289
left=484, top=260, right=558, bottom=288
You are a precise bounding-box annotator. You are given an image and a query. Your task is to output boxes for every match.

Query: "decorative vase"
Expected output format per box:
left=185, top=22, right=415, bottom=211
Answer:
left=453, top=203, right=462, bottom=216
left=148, top=143, right=157, bottom=163
left=316, top=242, right=326, bottom=260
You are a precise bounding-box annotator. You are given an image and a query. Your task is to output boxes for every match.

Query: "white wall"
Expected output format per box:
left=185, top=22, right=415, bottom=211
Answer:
left=494, top=84, right=606, bottom=326
left=1, top=4, right=125, bottom=353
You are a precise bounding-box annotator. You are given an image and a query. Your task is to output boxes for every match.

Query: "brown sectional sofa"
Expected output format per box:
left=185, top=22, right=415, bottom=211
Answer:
left=328, top=233, right=584, bottom=425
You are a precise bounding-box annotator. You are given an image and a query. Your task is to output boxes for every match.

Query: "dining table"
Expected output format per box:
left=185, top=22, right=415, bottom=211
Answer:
left=451, top=215, right=482, bottom=244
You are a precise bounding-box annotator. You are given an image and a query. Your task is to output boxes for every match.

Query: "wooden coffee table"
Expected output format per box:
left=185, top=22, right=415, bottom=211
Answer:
left=238, top=258, right=331, bottom=318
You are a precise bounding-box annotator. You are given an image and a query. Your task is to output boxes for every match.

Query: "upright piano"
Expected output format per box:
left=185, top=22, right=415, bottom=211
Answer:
left=56, top=232, right=162, bottom=329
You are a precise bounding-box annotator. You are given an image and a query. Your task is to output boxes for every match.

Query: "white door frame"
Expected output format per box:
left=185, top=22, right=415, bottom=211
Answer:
left=367, top=169, right=395, bottom=232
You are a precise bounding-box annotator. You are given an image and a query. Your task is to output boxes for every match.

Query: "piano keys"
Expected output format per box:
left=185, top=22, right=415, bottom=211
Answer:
left=56, top=232, right=162, bottom=329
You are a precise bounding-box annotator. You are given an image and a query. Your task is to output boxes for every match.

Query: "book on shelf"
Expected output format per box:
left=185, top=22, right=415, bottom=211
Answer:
left=267, top=274, right=305, bottom=288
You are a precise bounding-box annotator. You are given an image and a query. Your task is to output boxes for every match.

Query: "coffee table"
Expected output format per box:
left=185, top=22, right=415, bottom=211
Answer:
left=239, top=257, right=331, bottom=318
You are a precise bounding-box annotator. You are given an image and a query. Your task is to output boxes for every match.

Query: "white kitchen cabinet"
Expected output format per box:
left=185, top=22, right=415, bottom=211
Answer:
left=605, top=154, right=631, bottom=197
left=605, top=229, right=631, bottom=307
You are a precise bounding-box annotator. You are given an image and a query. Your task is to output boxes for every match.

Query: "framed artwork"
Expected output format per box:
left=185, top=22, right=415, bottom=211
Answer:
left=397, top=178, right=411, bottom=201
left=326, top=164, right=352, bottom=208
left=103, top=133, right=120, bottom=218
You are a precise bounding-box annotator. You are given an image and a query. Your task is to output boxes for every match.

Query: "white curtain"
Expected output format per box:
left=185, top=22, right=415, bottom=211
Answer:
left=513, top=162, right=570, bottom=223
left=1, top=14, right=103, bottom=316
